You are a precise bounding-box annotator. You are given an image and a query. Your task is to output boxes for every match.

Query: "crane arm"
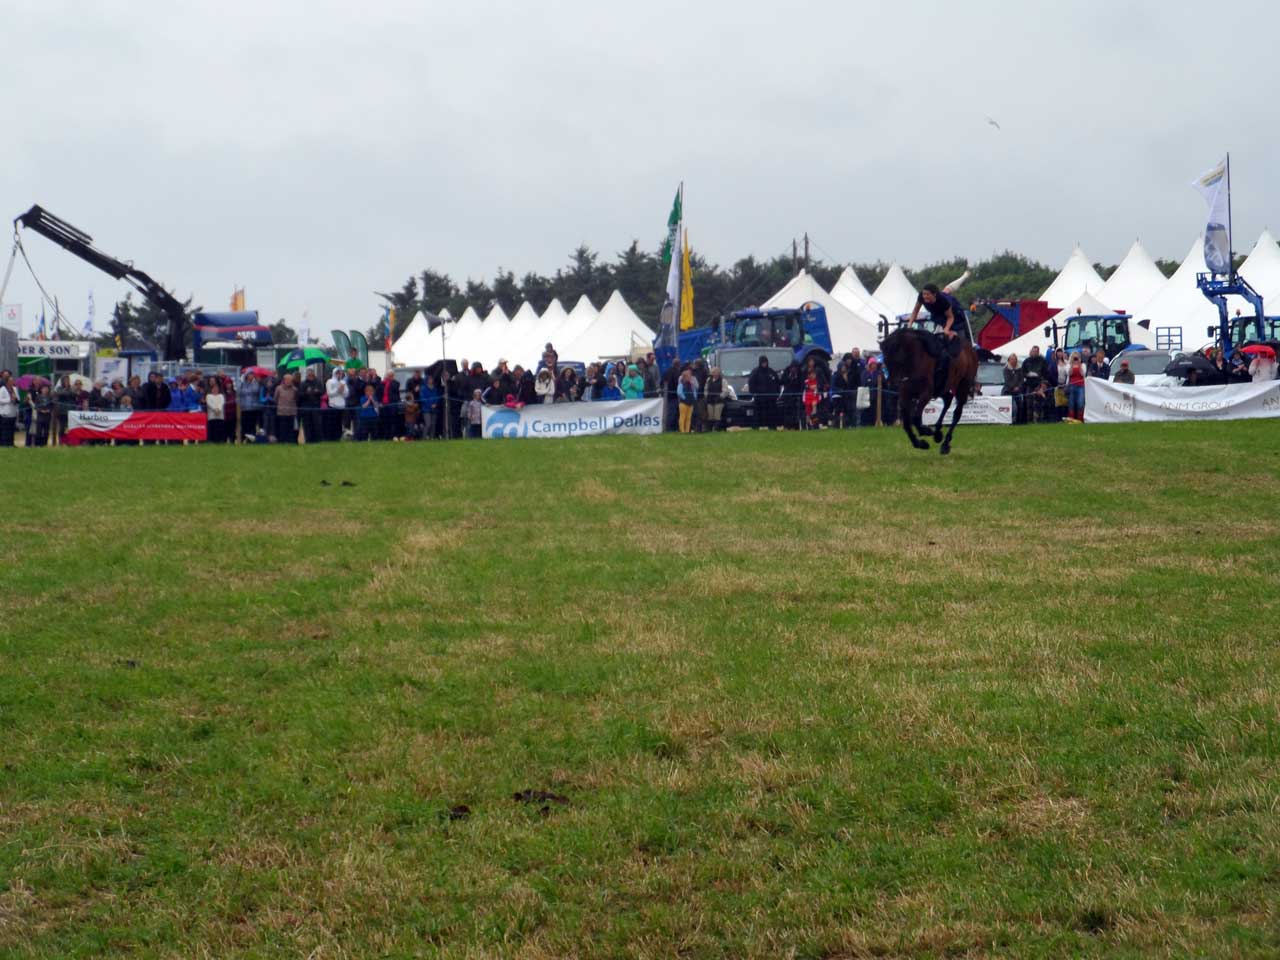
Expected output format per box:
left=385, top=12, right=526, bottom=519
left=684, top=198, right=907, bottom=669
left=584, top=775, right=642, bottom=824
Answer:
left=15, top=205, right=188, bottom=360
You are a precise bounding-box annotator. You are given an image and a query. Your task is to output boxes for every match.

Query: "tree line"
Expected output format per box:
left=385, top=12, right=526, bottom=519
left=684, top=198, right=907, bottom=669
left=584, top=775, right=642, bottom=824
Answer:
left=99, top=241, right=1182, bottom=351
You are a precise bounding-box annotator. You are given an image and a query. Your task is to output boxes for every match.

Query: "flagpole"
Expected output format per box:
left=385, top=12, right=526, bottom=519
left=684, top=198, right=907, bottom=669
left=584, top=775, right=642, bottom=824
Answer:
left=678, top=182, right=684, bottom=329
left=1226, top=152, right=1234, bottom=280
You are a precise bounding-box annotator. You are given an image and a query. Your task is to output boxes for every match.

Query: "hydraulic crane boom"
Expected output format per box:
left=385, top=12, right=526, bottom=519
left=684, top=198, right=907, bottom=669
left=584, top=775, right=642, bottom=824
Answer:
left=14, top=205, right=188, bottom=361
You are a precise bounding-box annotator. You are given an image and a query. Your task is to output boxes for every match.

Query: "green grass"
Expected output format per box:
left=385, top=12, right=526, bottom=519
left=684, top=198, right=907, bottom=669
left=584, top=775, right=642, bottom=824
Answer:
left=2, top=422, right=1279, bottom=958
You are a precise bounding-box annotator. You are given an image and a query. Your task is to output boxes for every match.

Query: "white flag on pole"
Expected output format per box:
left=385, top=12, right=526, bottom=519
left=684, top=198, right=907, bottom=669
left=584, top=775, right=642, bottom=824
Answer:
left=83, top=290, right=95, bottom=337
left=1193, top=156, right=1231, bottom=275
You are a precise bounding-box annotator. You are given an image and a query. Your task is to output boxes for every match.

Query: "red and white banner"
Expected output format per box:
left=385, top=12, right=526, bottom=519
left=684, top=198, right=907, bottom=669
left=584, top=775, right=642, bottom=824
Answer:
left=64, top=410, right=207, bottom=444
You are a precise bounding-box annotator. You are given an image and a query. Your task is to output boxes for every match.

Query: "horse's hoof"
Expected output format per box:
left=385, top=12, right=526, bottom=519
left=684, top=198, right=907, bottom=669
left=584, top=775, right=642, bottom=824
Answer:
left=940, top=444, right=951, bottom=456
left=913, top=440, right=929, bottom=450
left=932, top=431, right=943, bottom=442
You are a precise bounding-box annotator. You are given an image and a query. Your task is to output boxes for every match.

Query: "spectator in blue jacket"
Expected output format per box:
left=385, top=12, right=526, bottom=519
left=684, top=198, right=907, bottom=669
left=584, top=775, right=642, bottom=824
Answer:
left=419, top=374, right=441, bottom=438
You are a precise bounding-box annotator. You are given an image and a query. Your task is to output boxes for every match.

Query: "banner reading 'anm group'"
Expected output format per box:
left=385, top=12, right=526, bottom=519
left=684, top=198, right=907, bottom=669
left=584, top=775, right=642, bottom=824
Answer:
left=482, top=399, right=663, bottom=439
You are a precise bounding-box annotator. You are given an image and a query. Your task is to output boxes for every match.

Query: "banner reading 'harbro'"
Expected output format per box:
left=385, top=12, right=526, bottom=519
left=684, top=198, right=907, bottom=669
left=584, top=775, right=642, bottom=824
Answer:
left=482, top=399, right=663, bottom=439
left=64, top=410, right=208, bottom=445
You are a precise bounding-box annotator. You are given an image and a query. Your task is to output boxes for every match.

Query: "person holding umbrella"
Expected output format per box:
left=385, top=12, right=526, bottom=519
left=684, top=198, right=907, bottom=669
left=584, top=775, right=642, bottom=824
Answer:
left=1244, top=345, right=1277, bottom=382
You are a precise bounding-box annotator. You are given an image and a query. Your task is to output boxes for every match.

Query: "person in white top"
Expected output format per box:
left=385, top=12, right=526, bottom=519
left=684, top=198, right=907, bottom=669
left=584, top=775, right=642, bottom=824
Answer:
left=205, top=379, right=227, bottom=444
left=0, top=374, right=18, bottom=447
left=325, top=368, right=349, bottom=441
left=1248, top=353, right=1277, bottom=383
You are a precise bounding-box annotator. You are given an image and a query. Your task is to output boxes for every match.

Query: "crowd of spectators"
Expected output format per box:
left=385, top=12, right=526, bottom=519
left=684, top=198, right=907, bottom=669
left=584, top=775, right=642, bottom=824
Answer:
left=2, top=336, right=1274, bottom=446
left=997, top=342, right=1275, bottom=424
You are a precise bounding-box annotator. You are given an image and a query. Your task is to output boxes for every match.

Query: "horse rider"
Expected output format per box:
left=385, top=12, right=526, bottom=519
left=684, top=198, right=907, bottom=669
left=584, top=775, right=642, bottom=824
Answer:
left=907, top=283, right=972, bottom=395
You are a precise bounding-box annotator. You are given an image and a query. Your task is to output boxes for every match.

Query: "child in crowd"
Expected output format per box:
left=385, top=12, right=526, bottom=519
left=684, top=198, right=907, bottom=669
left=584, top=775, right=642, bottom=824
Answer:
left=803, top=370, right=821, bottom=428
left=403, top=397, right=421, bottom=439
left=357, top=384, right=378, bottom=441
left=467, top=389, right=483, bottom=438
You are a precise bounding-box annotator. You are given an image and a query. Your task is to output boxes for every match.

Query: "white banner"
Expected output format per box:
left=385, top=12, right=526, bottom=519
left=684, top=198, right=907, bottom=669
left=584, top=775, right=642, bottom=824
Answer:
left=18, top=339, right=95, bottom=359
left=921, top=395, right=1013, bottom=425
left=482, top=398, right=663, bottom=439
left=1, top=304, right=21, bottom=332
left=1085, top=378, right=1280, bottom=423
left=95, top=356, right=129, bottom=385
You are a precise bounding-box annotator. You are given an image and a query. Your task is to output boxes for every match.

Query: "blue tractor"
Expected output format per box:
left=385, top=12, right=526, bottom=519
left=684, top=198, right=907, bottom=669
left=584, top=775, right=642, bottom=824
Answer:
left=1041, top=312, right=1150, bottom=362
left=1196, top=272, right=1280, bottom=360
left=664, top=302, right=835, bottom=372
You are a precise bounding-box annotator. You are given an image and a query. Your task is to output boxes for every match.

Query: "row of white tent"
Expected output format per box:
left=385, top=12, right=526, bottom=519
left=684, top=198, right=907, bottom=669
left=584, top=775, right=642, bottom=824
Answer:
left=391, top=290, right=656, bottom=370
left=1000, top=229, right=1280, bottom=358
left=391, top=228, right=1280, bottom=369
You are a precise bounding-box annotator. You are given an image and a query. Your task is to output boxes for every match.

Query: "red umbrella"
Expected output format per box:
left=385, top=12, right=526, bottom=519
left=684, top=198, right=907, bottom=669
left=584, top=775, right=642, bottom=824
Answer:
left=1241, top=344, right=1276, bottom=360
left=241, top=365, right=274, bottom=377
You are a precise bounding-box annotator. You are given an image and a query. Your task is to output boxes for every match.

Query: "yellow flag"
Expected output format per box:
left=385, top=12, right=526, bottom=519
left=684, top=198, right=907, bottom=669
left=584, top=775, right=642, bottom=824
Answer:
left=679, top=229, right=694, bottom=330
left=230, top=288, right=246, bottom=311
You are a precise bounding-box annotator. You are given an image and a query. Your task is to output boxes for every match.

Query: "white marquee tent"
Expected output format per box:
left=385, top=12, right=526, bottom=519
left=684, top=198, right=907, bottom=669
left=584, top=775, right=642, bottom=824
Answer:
left=762, top=270, right=879, bottom=353
left=1097, top=241, right=1167, bottom=315
left=532, top=299, right=570, bottom=357
left=830, top=267, right=895, bottom=324
left=1130, top=237, right=1216, bottom=353
left=561, top=290, right=654, bottom=361
left=505, top=301, right=542, bottom=369
left=436, top=307, right=452, bottom=320
left=1237, top=229, right=1280, bottom=306
left=389, top=311, right=435, bottom=367
left=873, top=264, right=919, bottom=318
left=448, top=306, right=484, bottom=362
left=1040, top=246, right=1105, bottom=309
left=551, top=295, right=599, bottom=358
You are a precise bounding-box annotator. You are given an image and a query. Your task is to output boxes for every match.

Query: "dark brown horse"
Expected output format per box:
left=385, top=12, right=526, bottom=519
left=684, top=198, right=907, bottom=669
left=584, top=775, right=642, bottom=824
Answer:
left=879, top=329, right=978, bottom=455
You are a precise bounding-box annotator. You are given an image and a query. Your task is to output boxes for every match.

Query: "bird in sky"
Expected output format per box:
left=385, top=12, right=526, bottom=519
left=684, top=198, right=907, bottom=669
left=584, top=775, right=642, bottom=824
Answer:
left=986, top=116, right=1001, bottom=131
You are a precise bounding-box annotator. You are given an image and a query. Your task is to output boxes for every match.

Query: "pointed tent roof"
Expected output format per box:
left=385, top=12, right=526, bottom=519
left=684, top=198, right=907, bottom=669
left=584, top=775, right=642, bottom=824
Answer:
left=1239, top=228, right=1280, bottom=304
left=1040, top=246, right=1105, bottom=308
left=831, top=267, right=895, bottom=323
left=1129, top=236, right=1216, bottom=353
left=505, top=301, right=542, bottom=368
left=390, top=311, right=435, bottom=366
left=552, top=295, right=599, bottom=356
left=872, top=264, right=919, bottom=318
left=762, top=270, right=879, bottom=353
left=448, top=306, right=484, bottom=362
left=436, top=307, right=453, bottom=320
left=529, top=298, right=571, bottom=364
left=561, top=290, right=654, bottom=361
left=1097, top=241, right=1167, bottom=315
left=996, top=291, right=1115, bottom=358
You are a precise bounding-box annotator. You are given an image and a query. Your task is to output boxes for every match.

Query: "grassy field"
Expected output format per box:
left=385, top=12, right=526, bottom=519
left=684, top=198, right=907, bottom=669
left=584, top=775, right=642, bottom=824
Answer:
left=2, top=421, right=1279, bottom=958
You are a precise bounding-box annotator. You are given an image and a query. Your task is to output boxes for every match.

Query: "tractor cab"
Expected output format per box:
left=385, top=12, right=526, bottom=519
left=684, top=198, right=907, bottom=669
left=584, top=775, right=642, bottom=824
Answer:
left=726, top=304, right=833, bottom=364
left=1211, top=315, right=1280, bottom=352
left=1043, top=313, right=1143, bottom=360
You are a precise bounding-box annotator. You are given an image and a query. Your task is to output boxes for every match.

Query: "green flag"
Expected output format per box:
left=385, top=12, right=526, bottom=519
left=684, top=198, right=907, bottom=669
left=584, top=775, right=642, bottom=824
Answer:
left=659, top=187, right=682, bottom=266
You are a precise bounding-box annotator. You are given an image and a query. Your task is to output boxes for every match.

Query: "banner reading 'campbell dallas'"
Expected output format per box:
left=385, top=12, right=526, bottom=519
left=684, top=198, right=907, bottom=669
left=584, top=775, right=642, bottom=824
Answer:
left=1085, top=378, right=1280, bottom=424
left=64, top=410, right=208, bottom=445
left=482, top=399, right=663, bottom=439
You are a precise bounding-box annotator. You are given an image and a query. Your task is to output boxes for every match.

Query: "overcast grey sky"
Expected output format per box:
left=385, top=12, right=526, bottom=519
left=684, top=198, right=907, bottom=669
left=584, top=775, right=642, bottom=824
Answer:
left=3, top=0, right=1276, bottom=341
